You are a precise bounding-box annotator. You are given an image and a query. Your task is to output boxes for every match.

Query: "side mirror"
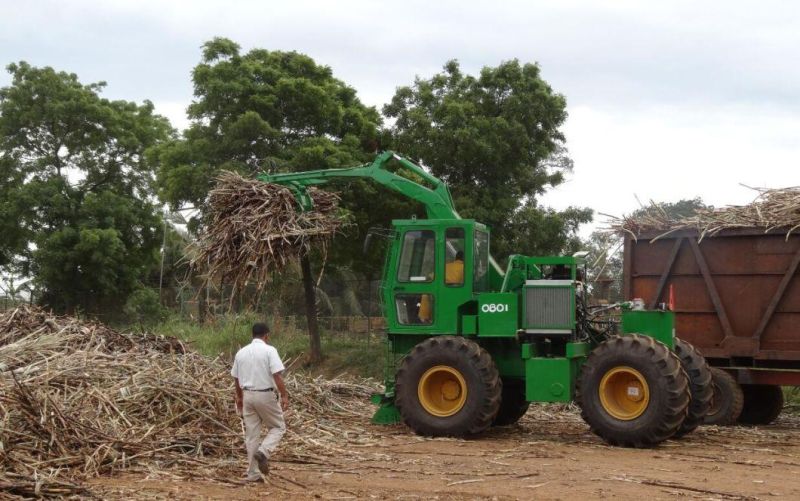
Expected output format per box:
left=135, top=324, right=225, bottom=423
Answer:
left=362, top=233, right=373, bottom=255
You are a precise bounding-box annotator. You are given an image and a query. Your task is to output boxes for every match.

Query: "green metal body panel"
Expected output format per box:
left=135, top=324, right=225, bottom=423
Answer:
left=621, top=309, right=675, bottom=349
left=522, top=342, right=589, bottom=402
left=461, top=315, right=477, bottom=335
left=477, top=292, right=518, bottom=337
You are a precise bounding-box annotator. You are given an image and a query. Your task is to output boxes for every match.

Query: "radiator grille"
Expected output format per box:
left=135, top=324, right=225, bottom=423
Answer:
left=525, top=286, right=572, bottom=328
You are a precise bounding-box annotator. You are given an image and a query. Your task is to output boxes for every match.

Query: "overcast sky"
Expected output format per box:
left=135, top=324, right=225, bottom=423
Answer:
left=2, top=0, right=799, bottom=234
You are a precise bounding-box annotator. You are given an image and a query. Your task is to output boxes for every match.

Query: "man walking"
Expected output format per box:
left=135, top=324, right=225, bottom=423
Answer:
left=231, top=323, right=289, bottom=482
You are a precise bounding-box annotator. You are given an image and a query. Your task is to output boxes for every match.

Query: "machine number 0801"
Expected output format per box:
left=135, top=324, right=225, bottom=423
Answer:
left=481, top=303, right=509, bottom=313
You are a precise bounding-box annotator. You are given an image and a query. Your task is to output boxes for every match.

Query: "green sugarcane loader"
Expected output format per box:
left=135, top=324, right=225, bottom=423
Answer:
left=260, top=151, right=712, bottom=447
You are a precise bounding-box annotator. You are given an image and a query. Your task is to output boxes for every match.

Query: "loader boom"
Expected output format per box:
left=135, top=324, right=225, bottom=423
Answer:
left=258, top=150, right=504, bottom=281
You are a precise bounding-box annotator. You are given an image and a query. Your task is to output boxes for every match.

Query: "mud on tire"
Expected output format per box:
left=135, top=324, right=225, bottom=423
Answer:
left=577, top=334, right=690, bottom=448
left=395, top=336, right=501, bottom=437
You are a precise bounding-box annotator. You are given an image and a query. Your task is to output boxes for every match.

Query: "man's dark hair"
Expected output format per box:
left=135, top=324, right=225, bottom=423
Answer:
left=252, top=323, right=270, bottom=338
left=455, top=250, right=464, bottom=261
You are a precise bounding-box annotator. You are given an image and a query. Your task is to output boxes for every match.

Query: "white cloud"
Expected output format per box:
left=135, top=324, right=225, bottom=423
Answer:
left=542, top=103, right=800, bottom=232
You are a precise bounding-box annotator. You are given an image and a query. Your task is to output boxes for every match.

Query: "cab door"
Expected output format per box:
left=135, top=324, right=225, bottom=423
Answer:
left=391, top=227, right=439, bottom=331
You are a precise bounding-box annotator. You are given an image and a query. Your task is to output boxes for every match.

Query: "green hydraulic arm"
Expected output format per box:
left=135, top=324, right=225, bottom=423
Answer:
left=257, top=150, right=504, bottom=282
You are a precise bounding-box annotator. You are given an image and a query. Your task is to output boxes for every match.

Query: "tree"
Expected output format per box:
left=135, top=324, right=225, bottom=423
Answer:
left=152, top=38, right=389, bottom=362
left=0, top=62, right=171, bottom=315
left=384, top=60, right=591, bottom=259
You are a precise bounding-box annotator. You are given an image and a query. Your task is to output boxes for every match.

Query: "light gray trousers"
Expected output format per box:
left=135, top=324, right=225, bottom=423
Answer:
left=243, top=390, right=286, bottom=478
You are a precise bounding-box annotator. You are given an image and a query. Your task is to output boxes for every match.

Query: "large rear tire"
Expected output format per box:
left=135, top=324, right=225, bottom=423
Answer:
left=703, top=368, right=744, bottom=425
left=492, top=378, right=530, bottom=426
left=577, top=334, right=690, bottom=448
left=395, top=336, right=501, bottom=436
left=738, top=384, right=783, bottom=425
left=672, top=339, right=713, bottom=438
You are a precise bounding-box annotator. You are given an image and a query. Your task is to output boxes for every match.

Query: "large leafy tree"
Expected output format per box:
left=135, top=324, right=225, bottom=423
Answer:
left=152, top=38, right=397, bottom=361
left=384, top=60, right=591, bottom=259
left=0, top=62, right=171, bottom=314
left=153, top=37, right=386, bottom=222
left=152, top=38, right=414, bottom=268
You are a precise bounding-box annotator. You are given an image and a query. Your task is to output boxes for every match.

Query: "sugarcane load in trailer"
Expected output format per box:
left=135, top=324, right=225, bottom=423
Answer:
left=261, top=152, right=712, bottom=447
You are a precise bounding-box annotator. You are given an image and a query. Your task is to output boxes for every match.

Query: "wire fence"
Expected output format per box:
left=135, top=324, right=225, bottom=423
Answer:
left=2, top=275, right=624, bottom=336
left=156, top=274, right=624, bottom=331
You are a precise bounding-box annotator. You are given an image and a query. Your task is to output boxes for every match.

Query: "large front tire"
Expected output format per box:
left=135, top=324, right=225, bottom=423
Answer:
left=672, top=339, right=713, bottom=438
left=577, top=335, right=690, bottom=448
left=395, top=336, right=501, bottom=436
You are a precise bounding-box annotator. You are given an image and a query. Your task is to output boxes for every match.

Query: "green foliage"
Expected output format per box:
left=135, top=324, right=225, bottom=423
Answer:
left=384, top=59, right=590, bottom=259
left=785, top=387, right=800, bottom=415
left=0, top=62, right=172, bottom=314
left=153, top=37, right=382, bottom=214
left=124, top=287, right=168, bottom=327
left=152, top=38, right=411, bottom=272
left=505, top=201, right=592, bottom=257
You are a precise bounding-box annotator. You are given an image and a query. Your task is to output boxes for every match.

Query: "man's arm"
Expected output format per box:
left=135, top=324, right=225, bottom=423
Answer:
left=273, top=371, right=289, bottom=412
left=234, top=377, right=243, bottom=415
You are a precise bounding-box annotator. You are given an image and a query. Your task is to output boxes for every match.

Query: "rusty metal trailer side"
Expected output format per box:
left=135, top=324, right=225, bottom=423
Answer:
left=623, top=228, right=800, bottom=386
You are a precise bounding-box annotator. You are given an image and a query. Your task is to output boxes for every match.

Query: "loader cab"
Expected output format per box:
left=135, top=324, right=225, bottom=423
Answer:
left=385, top=219, right=488, bottom=335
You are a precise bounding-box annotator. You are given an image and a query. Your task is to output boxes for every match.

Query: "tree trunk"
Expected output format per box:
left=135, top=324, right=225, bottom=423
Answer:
left=300, top=254, right=322, bottom=363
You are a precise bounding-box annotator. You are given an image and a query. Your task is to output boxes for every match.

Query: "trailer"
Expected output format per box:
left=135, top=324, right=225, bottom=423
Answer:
left=624, top=228, right=800, bottom=424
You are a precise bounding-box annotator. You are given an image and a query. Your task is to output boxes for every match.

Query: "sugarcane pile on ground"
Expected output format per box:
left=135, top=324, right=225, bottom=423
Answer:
left=0, top=306, right=380, bottom=498
left=607, top=186, right=800, bottom=241
left=193, top=171, right=345, bottom=296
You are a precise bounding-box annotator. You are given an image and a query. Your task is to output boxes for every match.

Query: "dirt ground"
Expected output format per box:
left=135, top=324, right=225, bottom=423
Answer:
left=86, top=408, right=800, bottom=501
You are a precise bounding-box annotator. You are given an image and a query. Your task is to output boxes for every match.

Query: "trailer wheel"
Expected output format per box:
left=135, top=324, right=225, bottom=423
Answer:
left=577, top=334, right=690, bottom=447
left=395, top=336, right=501, bottom=436
left=738, top=384, right=783, bottom=425
left=492, top=379, right=530, bottom=426
left=672, top=339, right=713, bottom=438
left=703, top=368, right=744, bottom=425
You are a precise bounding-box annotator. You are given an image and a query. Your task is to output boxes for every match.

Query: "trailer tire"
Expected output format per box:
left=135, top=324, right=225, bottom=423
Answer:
left=492, top=379, right=530, bottom=426
left=738, top=384, right=783, bottom=425
left=577, top=334, right=690, bottom=448
left=703, top=368, right=744, bottom=425
left=395, top=336, right=501, bottom=436
left=672, top=339, right=713, bottom=438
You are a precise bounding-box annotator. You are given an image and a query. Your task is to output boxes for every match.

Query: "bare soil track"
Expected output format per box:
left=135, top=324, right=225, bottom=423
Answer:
left=89, top=411, right=800, bottom=500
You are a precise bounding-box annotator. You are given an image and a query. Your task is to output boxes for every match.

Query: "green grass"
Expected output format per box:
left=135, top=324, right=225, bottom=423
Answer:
left=785, top=387, right=800, bottom=415
left=152, top=314, right=385, bottom=380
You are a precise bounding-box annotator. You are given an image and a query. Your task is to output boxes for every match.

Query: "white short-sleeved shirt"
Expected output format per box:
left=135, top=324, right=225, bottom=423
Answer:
left=231, top=338, right=285, bottom=390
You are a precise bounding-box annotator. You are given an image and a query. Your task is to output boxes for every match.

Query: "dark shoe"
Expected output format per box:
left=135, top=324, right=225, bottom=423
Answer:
left=245, top=476, right=264, bottom=483
left=254, top=451, right=270, bottom=475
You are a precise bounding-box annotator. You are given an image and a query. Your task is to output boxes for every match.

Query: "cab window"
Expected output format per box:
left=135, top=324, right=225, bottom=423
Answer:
left=395, top=293, right=433, bottom=325
left=473, top=230, right=489, bottom=292
left=445, top=228, right=465, bottom=287
left=397, top=230, right=435, bottom=282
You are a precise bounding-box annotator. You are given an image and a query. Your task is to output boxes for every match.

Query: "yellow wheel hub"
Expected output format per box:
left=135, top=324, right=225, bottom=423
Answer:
left=599, top=366, right=650, bottom=420
left=418, top=365, right=467, bottom=417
